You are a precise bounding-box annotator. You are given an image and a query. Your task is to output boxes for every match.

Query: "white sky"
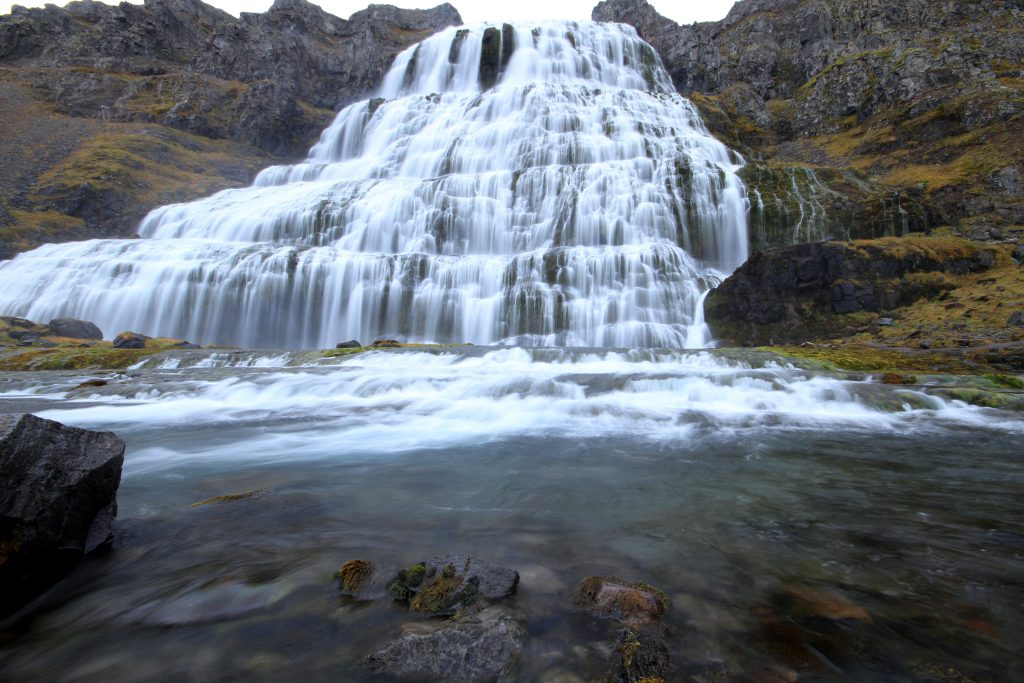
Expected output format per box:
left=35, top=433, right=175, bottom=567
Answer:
left=1, top=0, right=736, bottom=25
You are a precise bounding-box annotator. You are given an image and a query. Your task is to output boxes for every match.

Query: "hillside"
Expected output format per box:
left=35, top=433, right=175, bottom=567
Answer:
left=594, top=0, right=1023, bottom=249
left=0, top=0, right=461, bottom=258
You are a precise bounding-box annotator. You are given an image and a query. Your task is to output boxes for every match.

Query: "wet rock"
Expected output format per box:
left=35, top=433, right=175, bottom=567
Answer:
left=47, top=318, right=103, bottom=340
left=609, top=624, right=672, bottom=683
left=367, top=606, right=526, bottom=682
left=573, top=576, right=670, bottom=626
left=337, top=559, right=375, bottom=597
left=574, top=576, right=672, bottom=682
left=335, top=340, right=362, bottom=349
left=173, top=340, right=201, bottom=349
left=780, top=584, right=871, bottom=622
left=112, top=331, right=150, bottom=349
left=388, top=555, right=519, bottom=616
left=74, top=379, right=109, bottom=389
left=372, top=338, right=402, bottom=348
left=0, top=413, right=124, bottom=615
left=1009, top=311, right=1024, bottom=328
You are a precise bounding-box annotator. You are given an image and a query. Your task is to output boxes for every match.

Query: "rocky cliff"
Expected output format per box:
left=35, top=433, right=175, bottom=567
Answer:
left=594, top=0, right=1023, bottom=247
left=0, top=0, right=460, bottom=258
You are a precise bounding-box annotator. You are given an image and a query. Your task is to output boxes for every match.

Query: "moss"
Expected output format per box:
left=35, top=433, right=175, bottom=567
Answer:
left=190, top=488, right=269, bottom=508
left=983, top=374, right=1024, bottom=390
left=33, top=128, right=267, bottom=209
left=0, top=338, right=187, bottom=370
left=632, top=581, right=670, bottom=617
left=336, top=559, right=374, bottom=593
left=408, top=563, right=463, bottom=613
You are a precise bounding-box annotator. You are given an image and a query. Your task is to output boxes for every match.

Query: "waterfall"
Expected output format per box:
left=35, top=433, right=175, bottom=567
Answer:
left=0, top=21, right=749, bottom=349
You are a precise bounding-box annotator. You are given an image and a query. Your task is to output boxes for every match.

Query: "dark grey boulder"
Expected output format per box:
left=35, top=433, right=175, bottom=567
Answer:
left=335, top=340, right=362, bottom=349
left=113, top=331, right=149, bottom=349
left=1009, top=311, right=1024, bottom=328
left=47, top=318, right=103, bottom=340
left=367, top=606, right=526, bottom=682
left=0, top=414, right=125, bottom=615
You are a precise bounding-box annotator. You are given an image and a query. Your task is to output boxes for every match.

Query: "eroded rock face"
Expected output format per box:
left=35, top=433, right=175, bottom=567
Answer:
left=704, top=236, right=996, bottom=345
left=1, top=0, right=461, bottom=155
left=0, top=413, right=125, bottom=615
left=593, top=0, right=1024, bottom=239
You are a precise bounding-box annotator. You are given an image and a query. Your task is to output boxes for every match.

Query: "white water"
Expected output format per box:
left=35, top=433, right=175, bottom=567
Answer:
left=3, top=348, right=1017, bottom=475
left=0, top=21, right=747, bottom=349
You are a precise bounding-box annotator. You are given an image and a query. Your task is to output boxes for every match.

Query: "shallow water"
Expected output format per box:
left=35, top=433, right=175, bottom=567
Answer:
left=1, top=348, right=1022, bottom=682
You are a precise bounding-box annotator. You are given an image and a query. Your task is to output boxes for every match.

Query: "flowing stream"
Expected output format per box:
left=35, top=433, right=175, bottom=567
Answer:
left=1, top=348, right=1023, bottom=681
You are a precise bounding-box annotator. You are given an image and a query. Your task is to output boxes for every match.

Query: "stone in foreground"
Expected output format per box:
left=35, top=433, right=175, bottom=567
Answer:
left=0, top=413, right=125, bottom=615
left=367, top=606, right=526, bottom=682
left=387, top=554, right=520, bottom=616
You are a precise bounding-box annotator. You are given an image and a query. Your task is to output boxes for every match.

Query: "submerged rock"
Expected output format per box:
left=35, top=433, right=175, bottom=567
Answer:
left=337, top=559, right=375, bottom=597
left=47, top=318, right=103, bottom=340
left=387, top=554, right=520, bottom=616
left=574, top=576, right=672, bottom=682
left=574, top=576, right=670, bottom=626
left=367, top=606, right=526, bottom=682
left=0, top=413, right=124, bottom=615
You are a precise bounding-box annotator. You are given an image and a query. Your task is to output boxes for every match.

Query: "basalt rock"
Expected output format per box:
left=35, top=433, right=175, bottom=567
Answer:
left=47, top=317, right=103, bottom=340
left=0, top=413, right=125, bottom=615
left=705, top=236, right=997, bottom=346
left=112, top=331, right=150, bottom=349
left=594, top=0, right=1024, bottom=240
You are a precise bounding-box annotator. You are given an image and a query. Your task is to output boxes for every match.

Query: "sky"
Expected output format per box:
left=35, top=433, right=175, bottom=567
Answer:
left=1, top=0, right=736, bottom=25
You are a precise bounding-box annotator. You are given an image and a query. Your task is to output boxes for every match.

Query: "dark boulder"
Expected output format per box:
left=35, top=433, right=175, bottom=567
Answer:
left=387, top=554, right=520, bottom=616
left=366, top=606, right=526, bottom=682
left=1009, top=311, right=1024, bottom=328
left=47, top=318, right=103, bottom=340
left=0, top=414, right=124, bottom=615
left=573, top=576, right=673, bottom=683
left=336, top=340, right=362, bottom=349
left=113, top=331, right=150, bottom=349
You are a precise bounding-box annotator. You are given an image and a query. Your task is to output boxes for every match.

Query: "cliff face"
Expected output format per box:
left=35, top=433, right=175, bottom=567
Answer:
left=0, top=0, right=460, bottom=258
left=594, top=0, right=1024, bottom=246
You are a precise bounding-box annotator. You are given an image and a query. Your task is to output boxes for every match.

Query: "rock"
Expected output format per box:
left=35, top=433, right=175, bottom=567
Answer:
left=366, top=606, right=526, bottom=682
left=74, top=379, right=108, bottom=389
left=337, top=559, right=375, bottom=596
left=112, top=331, right=150, bottom=349
left=574, top=576, right=670, bottom=626
left=335, top=340, right=362, bottom=349
left=47, top=318, right=103, bottom=340
left=705, top=236, right=996, bottom=346
left=372, top=339, right=402, bottom=348
left=1012, top=243, right=1024, bottom=265
left=780, top=584, right=872, bottom=622
left=608, top=624, right=672, bottom=683
left=173, top=340, right=201, bottom=349
left=0, top=414, right=125, bottom=615
left=387, top=555, right=520, bottom=616
left=1009, top=311, right=1024, bottom=328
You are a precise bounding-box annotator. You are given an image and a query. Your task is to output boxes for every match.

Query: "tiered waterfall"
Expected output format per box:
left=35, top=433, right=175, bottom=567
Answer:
left=0, top=21, right=749, bottom=348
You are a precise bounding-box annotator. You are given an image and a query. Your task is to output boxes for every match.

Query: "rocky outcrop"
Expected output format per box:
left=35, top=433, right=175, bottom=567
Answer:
left=0, top=0, right=461, bottom=258
left=594, top=0, right=1024, bottom=243
left=0, top=413, right=125, bottom=615
left=1, top=0, right=461, bottom=153
left=704, top=235, right=1000, bottom=346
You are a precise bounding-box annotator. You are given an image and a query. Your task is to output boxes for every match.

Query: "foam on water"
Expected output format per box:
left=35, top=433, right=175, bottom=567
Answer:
left=7, top=348, right=1014, bottom=474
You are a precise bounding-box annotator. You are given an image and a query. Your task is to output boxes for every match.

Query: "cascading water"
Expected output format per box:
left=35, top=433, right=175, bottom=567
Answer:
left=0, top=21, right=748, bottom=349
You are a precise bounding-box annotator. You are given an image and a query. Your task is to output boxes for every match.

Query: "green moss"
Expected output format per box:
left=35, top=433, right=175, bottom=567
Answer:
left=190, top=488, right=269, bottom=507
left=336, top=559, right=374, bottom=593
left=409, top=563, right=463, bottom=613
